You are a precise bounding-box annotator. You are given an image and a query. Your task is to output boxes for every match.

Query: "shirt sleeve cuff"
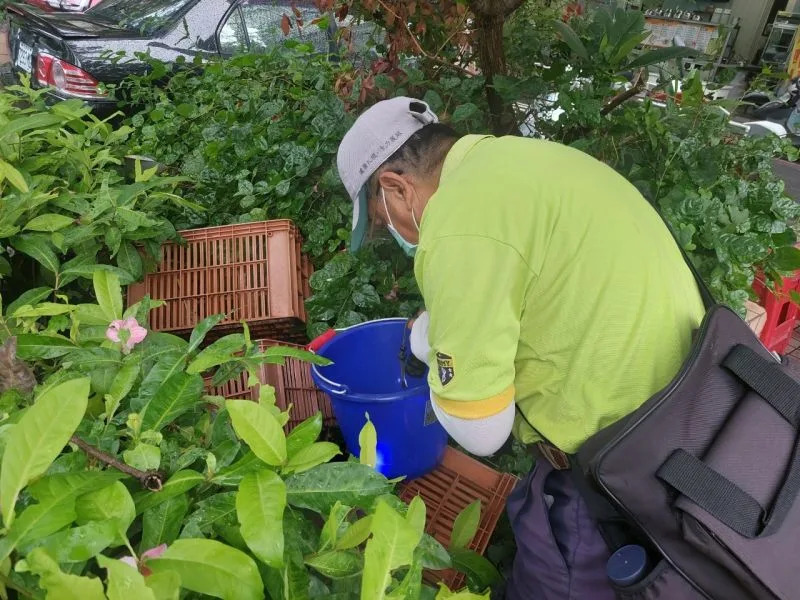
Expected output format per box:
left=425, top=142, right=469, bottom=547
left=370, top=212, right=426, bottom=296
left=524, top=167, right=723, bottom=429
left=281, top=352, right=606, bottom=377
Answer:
left=432, top=385, right=515, bottom=420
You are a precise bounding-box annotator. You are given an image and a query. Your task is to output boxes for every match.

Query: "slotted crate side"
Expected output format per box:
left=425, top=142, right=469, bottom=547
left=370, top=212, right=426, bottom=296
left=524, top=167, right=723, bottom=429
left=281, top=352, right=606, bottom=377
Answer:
left=197, top=339, right=334, bottom=431
left=203, top=372, right=253, bottom=400
left=127, top=220, right=309, bottom=341
left=397, top=447, right=518, bottom=589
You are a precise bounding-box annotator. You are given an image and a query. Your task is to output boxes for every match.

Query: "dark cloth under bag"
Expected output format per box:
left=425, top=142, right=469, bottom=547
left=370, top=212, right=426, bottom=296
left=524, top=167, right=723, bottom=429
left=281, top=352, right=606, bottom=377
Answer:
left=575, top=303, right=800, bottom=600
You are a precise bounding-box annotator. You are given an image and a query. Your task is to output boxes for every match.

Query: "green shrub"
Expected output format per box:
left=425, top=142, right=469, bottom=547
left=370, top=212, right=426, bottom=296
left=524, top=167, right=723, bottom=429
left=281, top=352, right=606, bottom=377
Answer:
left=0, top=82, right=183, bottom=305
left=0, top=272, right=496, bottom=599
left=121, top=47, right=423, bottom=336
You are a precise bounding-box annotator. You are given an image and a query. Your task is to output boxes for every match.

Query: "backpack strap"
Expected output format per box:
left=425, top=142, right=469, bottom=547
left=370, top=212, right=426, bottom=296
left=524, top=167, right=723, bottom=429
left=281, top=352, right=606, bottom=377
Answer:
left=657, top=344, right=800, bottom=539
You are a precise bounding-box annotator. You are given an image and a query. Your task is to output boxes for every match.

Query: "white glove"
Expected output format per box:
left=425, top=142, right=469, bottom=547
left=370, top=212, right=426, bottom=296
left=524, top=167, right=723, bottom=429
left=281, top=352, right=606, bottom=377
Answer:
left=409, top=311, right=431, bottom=365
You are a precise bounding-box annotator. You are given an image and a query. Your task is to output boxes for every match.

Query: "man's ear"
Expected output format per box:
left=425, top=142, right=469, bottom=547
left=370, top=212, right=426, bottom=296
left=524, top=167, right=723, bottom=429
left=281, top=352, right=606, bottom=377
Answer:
left=378, top=171, right=415, bottom=211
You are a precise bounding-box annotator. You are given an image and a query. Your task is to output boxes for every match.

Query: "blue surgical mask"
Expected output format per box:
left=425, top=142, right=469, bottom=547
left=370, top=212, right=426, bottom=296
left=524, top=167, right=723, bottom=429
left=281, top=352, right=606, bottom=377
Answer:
left=382, top=188, right=419, bottom=257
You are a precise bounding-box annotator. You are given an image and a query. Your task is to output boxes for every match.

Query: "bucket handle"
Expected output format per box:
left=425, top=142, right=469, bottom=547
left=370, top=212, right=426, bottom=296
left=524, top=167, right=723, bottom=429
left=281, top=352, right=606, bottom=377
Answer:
left=312, top=368, right=350, bottom=396
left=307, top=328, right=337, bottom=353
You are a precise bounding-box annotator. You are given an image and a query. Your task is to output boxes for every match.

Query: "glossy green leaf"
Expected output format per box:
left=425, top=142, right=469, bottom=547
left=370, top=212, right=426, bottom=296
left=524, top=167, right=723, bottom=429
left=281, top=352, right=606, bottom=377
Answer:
left=449, top=500, right=480, bottom=550
left=236, top=469, right=286, bottom=568
left=286, top=413, right=322, bottom=458
left=35, top=520, right=118, bottom=563
left=212, top=452, right=263, bottom=487
left=405, top=496, right=426, bottom=538
left=13, top=333, right=75, bottom=360
left=75, top=303, right=113, bottom=326
left=5, top=287, right=52, bottom=318
left=0, top=158, right=28, bottom=193
left=336, top=515, right=373, bottom=551
left=283, top=441, right=340, bottom=474
left=117, top=242, right=144, bottom=282
left=27, top=548, right=106, bottom=600
left=361, top=499, right=423, bottom=600
left=124, top=442, right=161, bottom=471
left=417, top=534, right=452, bottom=570
left=94, top=270, right=123, bottom=321
left=188, top=314, right=226, bottom=353
left=317, top=501, right=348, bottom=554
left=186, top=334, right=246, bottom=374
left=105, top=354, right=141, bottom=422
left=145, top=570, right=182, bottom=600
left=76, top=481, right=136, bottom=537
left=0, top=497, right=77, bottom=562
left=12, top=234, right=60, bottom=275
left=98, top=555, right=157, bottom=600
left=10, top=302, right=74, bottom=318
left=386, top=552, right=422, bottom=599
left=65, top=347, right=122, bottom=371
left=134, top=470, right=204, bottom=515
left=226, top=399, right=287, bottom=466
left=141, top=494, right=189, bottom=551
left=358, top=414, right=377, bottom=468
left=286, top=462, right=392, bottom=514
left=553, top=20, right=589, bottom=60
left=148, top=538, right=263, bottom=600
left=180, top=491, right=237, bottom=539
left=258, top=344, right=332, bottom=366
left=1, top=112, right=64, bottom=139
left=24, top=214, right=75, bottom=232
left=140, top=372, right=204, bottom=432
left=0, top=377, right=89, bottom=528
left=772, top=246, right=800, bottom=271
left=306, top=550, right=362, bottom=579
left=448, top=547, right=501, bottom=590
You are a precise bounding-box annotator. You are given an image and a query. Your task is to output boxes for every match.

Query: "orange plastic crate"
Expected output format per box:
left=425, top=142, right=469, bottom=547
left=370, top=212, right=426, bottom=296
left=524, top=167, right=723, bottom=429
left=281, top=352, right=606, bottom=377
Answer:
left=202, top=339, right=335, bottom=432
left=128, top=220, right=310, bottom=343
left=397, top=447, right=518, bottom=589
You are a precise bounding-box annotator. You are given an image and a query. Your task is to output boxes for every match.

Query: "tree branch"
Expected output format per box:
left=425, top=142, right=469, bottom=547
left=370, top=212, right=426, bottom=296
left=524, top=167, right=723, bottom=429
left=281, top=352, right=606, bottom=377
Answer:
left=70, top=435, right=164, bottom=491
left=601, top=69, right=646, bottom=116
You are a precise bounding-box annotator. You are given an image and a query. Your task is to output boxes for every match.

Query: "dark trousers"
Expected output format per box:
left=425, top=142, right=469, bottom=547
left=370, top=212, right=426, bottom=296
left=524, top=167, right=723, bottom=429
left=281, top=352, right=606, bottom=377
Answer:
left=505, top=458, right=617, bottom=600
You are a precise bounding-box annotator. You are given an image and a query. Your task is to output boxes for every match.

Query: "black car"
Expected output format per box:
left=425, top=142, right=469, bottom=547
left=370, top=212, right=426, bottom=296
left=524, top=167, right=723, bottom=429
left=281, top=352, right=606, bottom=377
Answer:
left=6, top=0, right=369, bottom=111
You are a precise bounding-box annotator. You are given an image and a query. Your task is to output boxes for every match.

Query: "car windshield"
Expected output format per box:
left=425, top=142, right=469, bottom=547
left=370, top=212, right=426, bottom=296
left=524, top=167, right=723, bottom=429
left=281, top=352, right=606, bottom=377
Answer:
left=86, top=0, right=196, bottom=35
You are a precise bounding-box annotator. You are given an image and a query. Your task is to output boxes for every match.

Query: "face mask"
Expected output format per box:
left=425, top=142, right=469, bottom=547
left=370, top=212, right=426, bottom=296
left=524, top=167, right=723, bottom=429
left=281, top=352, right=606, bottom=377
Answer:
left=382, top=188, right=419, bottom=257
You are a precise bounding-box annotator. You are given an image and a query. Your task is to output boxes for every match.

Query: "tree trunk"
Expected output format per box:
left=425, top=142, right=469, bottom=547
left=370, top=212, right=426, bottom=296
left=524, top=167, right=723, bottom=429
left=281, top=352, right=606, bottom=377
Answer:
left=469, top=0, right=525, bottom=136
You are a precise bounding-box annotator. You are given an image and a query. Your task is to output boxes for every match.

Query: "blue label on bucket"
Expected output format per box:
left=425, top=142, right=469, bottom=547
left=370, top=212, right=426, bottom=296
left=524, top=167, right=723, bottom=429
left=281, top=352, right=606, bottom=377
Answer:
left=424, top=397, right=438, bottom=426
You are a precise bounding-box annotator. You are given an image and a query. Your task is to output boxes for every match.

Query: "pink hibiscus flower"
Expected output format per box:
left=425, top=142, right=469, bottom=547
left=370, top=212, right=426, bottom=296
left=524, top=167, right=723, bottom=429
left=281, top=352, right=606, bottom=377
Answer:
left=106, top=317, right=147, bottom=352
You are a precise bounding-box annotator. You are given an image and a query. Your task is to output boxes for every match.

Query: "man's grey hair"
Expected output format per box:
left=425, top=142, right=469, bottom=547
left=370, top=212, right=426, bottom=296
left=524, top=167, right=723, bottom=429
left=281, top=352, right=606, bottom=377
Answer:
left=366, top=123, right=462, bottom=199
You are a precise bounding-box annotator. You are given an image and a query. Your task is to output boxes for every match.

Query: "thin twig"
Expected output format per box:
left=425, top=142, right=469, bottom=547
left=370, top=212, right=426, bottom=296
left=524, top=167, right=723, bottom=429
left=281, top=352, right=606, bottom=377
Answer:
left=374, top=0, right=473, bottom=76
left=70, top=435, right=164, bottom=491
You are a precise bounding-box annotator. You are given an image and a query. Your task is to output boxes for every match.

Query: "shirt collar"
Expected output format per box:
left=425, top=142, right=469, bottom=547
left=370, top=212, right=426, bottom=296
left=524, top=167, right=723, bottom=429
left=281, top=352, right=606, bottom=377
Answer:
left=440, top=134, right=494, bottom=181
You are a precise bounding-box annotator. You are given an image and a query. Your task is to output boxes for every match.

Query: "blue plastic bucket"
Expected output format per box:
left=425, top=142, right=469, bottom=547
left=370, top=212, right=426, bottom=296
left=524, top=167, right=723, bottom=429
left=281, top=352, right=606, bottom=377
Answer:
left=311, top=318, right=448, bottom=479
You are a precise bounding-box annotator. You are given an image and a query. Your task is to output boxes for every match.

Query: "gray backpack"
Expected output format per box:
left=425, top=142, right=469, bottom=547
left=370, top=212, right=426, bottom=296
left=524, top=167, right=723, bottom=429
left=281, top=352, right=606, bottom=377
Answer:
left=575, top=258, right=800, bottom=598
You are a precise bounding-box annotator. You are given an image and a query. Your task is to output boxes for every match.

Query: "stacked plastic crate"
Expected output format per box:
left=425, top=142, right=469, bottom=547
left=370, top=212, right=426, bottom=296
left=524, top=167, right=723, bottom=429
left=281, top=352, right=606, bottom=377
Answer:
left=127, top=220, right=331, bottom=426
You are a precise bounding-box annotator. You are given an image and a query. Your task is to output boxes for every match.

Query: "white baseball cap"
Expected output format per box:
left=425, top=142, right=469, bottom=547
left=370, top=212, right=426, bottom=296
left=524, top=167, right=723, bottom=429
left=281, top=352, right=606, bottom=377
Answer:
left=337, top=97, right=438, bottom=251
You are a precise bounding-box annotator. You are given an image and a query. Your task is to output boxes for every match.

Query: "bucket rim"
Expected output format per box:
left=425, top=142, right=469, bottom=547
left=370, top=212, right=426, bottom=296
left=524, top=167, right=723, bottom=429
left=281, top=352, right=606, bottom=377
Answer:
left=310, top=317, right=430, bottom=402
